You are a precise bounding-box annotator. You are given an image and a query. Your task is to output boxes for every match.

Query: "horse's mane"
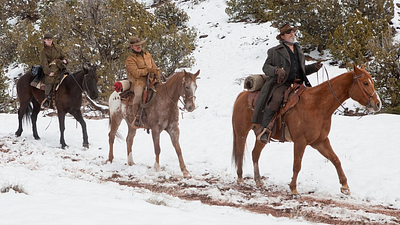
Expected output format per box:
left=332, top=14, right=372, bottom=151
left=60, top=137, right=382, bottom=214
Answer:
left=315, top=70, right=353, bottom=88
left=157, top=71, right=184, bottom=91
left=165, top=71, right=184, bottom=84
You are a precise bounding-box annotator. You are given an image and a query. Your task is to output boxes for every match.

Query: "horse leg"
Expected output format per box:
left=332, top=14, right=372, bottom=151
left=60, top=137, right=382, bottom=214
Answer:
left=69, top=109, right=89, bottom=148
left=311, top=138, right=350, bottom=195
left=107, top=114, right=123, bottom=164
left=289, top=139, right=307, bottom=196
left=166, top=127, right=190, bottom=177
left=151, top=129, right=162, bottom=172
left=57, top=111, right=68, bottom=149
left=15, top=102, right=28, bottom=137
left=31, top=99, right=41, bottom=140
left=251, top=138, right=266, bottom=187
left=125, top=124, right=137, bottom=166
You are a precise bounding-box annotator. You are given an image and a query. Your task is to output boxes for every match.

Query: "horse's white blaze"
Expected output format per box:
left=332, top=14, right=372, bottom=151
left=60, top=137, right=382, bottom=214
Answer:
left=190, top=82, right=197, bottom=96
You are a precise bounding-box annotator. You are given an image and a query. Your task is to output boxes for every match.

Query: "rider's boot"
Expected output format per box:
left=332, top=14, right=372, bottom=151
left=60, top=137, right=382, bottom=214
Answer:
left=257, top=109, right=276, bottom=144
left=42, top=84, right=53, bottom=108
left=130, top=103, right=141, bottom=129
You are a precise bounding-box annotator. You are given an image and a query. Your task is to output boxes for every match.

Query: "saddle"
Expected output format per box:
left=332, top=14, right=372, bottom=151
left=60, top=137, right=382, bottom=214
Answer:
left=248, top=83, right=307, bottom=142
left=119, top=81, right=159, bottom=129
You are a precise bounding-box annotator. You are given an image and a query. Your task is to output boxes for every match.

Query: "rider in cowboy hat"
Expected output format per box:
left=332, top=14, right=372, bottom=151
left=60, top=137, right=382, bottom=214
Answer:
left=252, top=23, right=323, bottom=143
left=125, top=35, right=160, bottom=128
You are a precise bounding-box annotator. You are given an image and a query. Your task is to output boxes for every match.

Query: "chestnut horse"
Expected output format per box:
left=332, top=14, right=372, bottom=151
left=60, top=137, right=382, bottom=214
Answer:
left=108, top=70, right=200, bottom=177
left=15, top=67, right=99, bottom=149
left=232, top=64, right=381, bottom=196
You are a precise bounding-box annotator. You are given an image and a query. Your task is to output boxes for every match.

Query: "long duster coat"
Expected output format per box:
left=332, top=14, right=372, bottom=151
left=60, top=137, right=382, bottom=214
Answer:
left=252, top=42, right=318, bottom=124
left=126, top=50, right=160, bottom=89
left=40, top=43, right=66, bottom=85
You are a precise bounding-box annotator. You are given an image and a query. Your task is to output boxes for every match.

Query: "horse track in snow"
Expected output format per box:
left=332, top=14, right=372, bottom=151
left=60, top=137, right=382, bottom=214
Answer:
left=105, top=173, right=400, bottom=224
left=1, top=135, right=399, bottom=225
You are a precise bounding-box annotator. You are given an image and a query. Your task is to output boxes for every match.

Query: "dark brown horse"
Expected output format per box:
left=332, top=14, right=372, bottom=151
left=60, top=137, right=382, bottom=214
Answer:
left=15, top=67, right=99, bottom=149
left=232, top=64, right=381, bottom=196
left=108, top=70, right=200, bottom=177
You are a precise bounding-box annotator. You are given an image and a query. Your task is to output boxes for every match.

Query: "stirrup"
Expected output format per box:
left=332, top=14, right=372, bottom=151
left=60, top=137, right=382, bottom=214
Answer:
left=130, top=117, right=144, bottom=129
left=257, top=128, right=272, bottom=144
left=41, top=98, right=51, bottom=108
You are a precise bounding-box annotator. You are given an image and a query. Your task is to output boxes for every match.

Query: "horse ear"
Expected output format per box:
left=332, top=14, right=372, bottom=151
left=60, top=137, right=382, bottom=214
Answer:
left=194, top=69, right=200, bottom=77
left=360, top=64, right=365, bottom=70
left=353, top=63, right=358, bottom=72
left=183, top=69, right=187, bottom=74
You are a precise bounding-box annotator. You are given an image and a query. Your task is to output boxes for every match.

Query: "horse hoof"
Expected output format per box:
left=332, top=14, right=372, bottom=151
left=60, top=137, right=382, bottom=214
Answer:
left=292, top=193, right=301, bottom=199
left=83, top=143, right=89, bottom=148
left=183, top=170, right=191, bottom=178
left=255, top=181, right=264, bottom=188
left=154, top=162, right=161, bottom=172
left=341, top=187, right=351, bottom=195
left=237, top=178, right=244, bottom=185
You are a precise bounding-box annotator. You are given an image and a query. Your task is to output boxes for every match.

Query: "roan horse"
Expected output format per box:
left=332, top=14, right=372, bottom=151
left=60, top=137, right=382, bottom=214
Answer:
left=108, top=70, right=200, bottom=177
left=232, top=64, right=381, bottom=196
left=15, top=67, right=99, bottom=149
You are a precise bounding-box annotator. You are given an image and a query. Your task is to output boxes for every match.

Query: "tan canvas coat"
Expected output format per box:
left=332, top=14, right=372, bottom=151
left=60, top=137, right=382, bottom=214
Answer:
left=126, top=51, right=160, bottom=88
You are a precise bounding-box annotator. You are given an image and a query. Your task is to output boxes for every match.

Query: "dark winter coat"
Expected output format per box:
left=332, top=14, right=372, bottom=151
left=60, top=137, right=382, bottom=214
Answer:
left=40, top=43, right=66, bottom=85
left=252, top=42, right=318, bottom=124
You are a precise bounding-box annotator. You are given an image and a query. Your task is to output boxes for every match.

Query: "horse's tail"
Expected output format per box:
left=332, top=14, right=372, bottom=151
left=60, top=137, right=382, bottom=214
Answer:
left=232, top=124, right=243, bottom=169
left=23, top=103, right=33, bottom=124
left=231, top=92, right=250, bottom=170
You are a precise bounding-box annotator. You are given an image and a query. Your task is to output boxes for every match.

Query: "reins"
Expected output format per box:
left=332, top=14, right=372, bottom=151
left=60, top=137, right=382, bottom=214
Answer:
left=323, top=66, right=347, bottom=112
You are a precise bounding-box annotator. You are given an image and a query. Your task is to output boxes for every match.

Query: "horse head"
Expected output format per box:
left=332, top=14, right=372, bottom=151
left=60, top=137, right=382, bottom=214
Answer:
left=181, top=69, right=200, bottom=112
left=84, top=65, right=99, bottom=100
left=350, top=64, right=381, bottom=112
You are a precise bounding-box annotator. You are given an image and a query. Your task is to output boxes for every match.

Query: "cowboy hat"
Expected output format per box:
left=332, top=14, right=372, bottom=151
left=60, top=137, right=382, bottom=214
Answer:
left=43, top=33, right=54, bottom=39
left=125, top=36, right=146, bottom=48
left=276, top=23, right=298, bottom=40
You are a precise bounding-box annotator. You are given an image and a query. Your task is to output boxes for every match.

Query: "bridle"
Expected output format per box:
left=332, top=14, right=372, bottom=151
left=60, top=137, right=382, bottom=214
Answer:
left=165, top=74, right=197, bottom=111
left=324, top=67, right=376, bottom=112
left=350, top=72, right=376, bottom=109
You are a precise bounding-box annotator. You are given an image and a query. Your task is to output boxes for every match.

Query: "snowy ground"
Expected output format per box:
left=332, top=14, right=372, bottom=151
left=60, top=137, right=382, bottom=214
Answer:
left=1, top=0, right=400, bottom=224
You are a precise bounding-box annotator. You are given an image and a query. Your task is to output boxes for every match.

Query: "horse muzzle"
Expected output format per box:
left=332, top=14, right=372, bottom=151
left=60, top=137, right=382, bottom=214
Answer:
left=366, top=94, right=382, bottom=112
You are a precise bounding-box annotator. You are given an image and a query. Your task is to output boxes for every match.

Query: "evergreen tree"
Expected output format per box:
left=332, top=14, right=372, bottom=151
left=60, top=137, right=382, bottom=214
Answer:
left=327, top=10, right=374, bottom=67
left=225, top=0, right=273, bottom=23
left=2, top=0, right=197, bottom=102
left=367, top=32, right=400, bottom=114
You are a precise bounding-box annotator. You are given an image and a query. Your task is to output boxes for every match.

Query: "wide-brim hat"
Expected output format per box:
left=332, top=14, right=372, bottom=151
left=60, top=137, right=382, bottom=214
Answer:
left=125, top=36, right=146, bottom=48
left=276, top=23, right=298, bottom=40
left=43, top=33, right=54, bottom=39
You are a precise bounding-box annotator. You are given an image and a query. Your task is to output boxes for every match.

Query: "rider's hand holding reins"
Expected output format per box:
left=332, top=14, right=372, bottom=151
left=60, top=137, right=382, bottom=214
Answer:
left=275, top=67, right=286, bottom=83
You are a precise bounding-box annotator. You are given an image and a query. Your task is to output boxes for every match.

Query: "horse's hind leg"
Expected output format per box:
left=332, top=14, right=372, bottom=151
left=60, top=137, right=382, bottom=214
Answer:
left=251, top=136, right=267, bottom=187
left=107, top=114, right=123, bottom=164
left=15, top=103, right=27, bottom=137
left=31, top=99, right=41, bottom=140
left=311, top=138, right=350, bottom=195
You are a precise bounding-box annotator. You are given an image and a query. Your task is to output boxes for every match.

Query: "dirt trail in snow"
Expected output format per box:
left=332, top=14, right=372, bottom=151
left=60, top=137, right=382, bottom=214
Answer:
left=105, top=174, right=400, bottom=225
